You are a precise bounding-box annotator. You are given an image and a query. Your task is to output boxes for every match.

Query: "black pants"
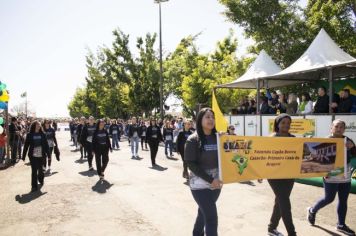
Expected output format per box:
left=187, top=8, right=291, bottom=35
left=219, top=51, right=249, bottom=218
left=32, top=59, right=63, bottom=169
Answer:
left=43, top=147, right=53, bottom=169
left=180, top=152, right=188, bottom=173
left=85, top=141, right=94, bottom=168
left=30, top=156, right=45, bottom=189
left=10, top=140, right=19, bottom=163
left=148, top=140, right=159, bottom=166
left=191, top=189, right=221, bottom=236
left=141, top=137, right=148, bottom=149
left=80, top=144, right=87, bottom=158
left=95, top=146, right=109, bottom=176
left=268, top=179, right=296, bottom=236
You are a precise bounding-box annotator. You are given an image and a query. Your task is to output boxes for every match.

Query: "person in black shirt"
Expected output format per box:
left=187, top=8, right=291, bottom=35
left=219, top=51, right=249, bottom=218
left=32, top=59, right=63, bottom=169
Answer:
left=9, top=117, right=20, bottom=164
left=176, top=120, right=193, bottom=179
left=109, top=119, right=120, bottom=150
left=262, top=114, right=297, bottom=236
left=163, top=121, right=174, bottom=158
left=128, top=117, right=141, bottom=159
left=139, top=121, right=148, bottom=150
left=184, top=108, right=223, bottom=236
left=314, top=86, right=330, bottom=113
left=80, top=116, right=96, bottom=171
left=22, top=120, right=50, bottom=192
left=43, top=119, right=58, bottom=174
left=77, top=117, right=87, bottom=159
left=338, top=89, right=353, bottom=113
left=93, top=119, right=112, bottom=180
left=146, top=118, right=163, bottom=167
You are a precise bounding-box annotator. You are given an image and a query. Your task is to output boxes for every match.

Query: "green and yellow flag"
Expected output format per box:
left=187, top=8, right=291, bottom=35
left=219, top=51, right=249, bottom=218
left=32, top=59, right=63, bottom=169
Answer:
left=212, top=90, right=228, bottom=132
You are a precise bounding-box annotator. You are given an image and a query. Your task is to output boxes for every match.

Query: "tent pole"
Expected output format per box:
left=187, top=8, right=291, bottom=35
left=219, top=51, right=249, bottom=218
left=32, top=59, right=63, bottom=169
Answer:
left=328, top=67, right=333, bottom=114
left=256, top=79, right=260, bottom=114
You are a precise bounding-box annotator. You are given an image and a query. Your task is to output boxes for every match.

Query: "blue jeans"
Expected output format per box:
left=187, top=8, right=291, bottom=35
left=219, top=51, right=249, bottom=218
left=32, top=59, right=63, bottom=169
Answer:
left=112, top=134, right=119, bottom=149
left=165, top=140, right=173, bottom=156
left=130, top=136, right=140, bottom=156
left=312, top=180, right=351, bottom=225
left=191, top=189, right=221, bottom=236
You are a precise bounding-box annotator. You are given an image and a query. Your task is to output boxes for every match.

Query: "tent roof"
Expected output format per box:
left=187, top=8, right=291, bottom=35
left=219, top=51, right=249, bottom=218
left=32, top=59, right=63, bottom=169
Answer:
left=263, top=29, right=356, bottom=81
left=216, top=50, right=286, bottom=89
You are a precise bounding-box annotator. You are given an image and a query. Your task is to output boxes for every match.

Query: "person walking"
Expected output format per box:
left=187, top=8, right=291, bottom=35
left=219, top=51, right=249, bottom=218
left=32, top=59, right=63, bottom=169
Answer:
left=185, top=108, right=223, bottom=236
left=307, top=119, right=356, bottom=235
left=146, top=118, right=163, bottom=167
left=128, top=117, right=141, bottom=159
left=80, top=116, right=96, bottom=171
left=43, top=119, right=58, bottom=174
left=109, top=119, right=120, bottom=150
left=176, top=120, right=193, bottom=179
left=22, top=121, right=50, bottom=192
left=93, top=119, right=112, bottom=180
left=163, top=121, right=174, bottom=158
left=265, top=114, right=297, bottom=236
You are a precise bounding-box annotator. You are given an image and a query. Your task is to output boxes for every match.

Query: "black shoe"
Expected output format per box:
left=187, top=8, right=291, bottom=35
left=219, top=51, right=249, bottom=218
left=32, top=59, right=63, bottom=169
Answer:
left=268, top=229, right=284, bottom=236
left=183, top=171, right=189, bottom=179
left=89, top=167, right=94, bottom=171
left=337, top=225, right=355, bottom=236
left=307, top=207, right=316, bottom=225
left=31, top=187, right=38, bottom=193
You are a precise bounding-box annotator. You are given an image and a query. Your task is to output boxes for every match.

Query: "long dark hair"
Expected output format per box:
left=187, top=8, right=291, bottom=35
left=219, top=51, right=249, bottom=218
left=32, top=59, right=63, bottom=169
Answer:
left=95, top=119, right=105, bottom=132
left=196, top=108, right=217, bottom=149
left=149, top=118, right=157, bottom=127
left=273, top=114, right=291, bottom=133
left=29, top=120, right=44, bottom=134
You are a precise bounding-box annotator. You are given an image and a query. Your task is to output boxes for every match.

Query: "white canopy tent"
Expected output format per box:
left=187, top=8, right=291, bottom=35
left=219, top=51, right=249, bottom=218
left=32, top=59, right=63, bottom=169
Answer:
left=216, top=50, right=284, bottom=89
left=215, top=29, right=356, bottom=113
left=263, top=28, right=356, bottom=82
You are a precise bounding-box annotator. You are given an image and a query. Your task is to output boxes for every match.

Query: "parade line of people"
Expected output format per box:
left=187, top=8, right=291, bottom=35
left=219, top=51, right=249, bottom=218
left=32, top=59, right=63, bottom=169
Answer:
left=6, top=112, right=356, bottom=236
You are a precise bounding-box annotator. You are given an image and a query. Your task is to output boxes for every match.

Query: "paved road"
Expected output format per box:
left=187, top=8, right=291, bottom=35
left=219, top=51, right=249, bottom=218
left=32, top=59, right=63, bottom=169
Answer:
left=0, top=130, right=355, bottom=236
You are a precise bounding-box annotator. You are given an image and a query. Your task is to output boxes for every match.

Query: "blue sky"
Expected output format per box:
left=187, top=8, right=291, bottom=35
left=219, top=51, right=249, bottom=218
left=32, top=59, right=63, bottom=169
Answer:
left=0, top=0, right=306, bottom=117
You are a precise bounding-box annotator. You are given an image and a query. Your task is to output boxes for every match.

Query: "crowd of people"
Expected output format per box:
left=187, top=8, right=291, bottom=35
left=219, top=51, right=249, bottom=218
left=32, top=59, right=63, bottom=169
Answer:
left=234, top=87, right=355, bottom=115
left=2, top=108, right=356, bottom=236
left=69, top=116, right=196, bottom=178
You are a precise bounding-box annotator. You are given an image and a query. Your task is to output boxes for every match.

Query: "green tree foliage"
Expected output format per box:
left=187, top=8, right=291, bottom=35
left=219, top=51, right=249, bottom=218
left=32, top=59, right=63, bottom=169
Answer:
left=219, top=0, right=356, bottom=97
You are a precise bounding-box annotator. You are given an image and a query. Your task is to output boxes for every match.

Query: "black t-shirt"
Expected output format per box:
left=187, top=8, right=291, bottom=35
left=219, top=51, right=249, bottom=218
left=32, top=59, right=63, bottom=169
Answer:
left=185, top=134, right=218, bottom=169
left=96, top=130, right=107, bottom=145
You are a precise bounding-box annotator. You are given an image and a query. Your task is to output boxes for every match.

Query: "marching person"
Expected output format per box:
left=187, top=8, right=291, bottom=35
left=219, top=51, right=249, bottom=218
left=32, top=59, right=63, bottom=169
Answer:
left=43, top=119, right=58, bottom=174
left=185, top=108, right=223, bottom=236
left=139, top=120, right=148, bottom=150
left=9, top=117, right=21, bottom=164
left=177, top=119, right=193, bottom=179
left=163, top=121, right=174, bottom=158
left=22, top=120, right=50, bottom=192
left=80, top=116, right=96, bottom=171
left=146, top=118, right=163, bottom=167
left=265, top=114, right=297, bottom=236
left=109, top=119, right=120, bottom=150
left=77, top=117, right=87, bottom=159
left=93, top=119, right=112, bottom=180
left=307, top=119, right=356, bottom=235
left=128, top=117, right=141, bottom=159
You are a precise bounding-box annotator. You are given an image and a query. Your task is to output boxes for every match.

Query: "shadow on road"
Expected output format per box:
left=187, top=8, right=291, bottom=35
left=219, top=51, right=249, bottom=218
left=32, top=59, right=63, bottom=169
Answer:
left=79, top=170, right=96, bottom=177
left=92, top=179, right=114, bottom=194
left=312, top=225, right=342, bottom=236
left=15, top=190, right=47, bottom=204
left=149, top=165, right=168, bottom=171
left=45, top=171, right=58, bottom=177
left=75, top=159, right=86, bottom=164
left=238, top=181, right=256, bottom=186
left=166, top=157, right=179, bottom=161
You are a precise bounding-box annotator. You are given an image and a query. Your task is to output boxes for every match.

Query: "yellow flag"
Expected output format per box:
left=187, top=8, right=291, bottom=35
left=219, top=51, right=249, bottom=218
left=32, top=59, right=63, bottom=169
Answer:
left=212, top=91, right=228, bottom=132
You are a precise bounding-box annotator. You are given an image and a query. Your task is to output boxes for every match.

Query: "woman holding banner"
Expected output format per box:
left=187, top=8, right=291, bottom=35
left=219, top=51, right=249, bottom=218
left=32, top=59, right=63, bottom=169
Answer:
left=266, top=114, right=297, bottom=236
left=185, top=108, right=223, bottom=236
left=307, top=119, right=356, bottom=235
